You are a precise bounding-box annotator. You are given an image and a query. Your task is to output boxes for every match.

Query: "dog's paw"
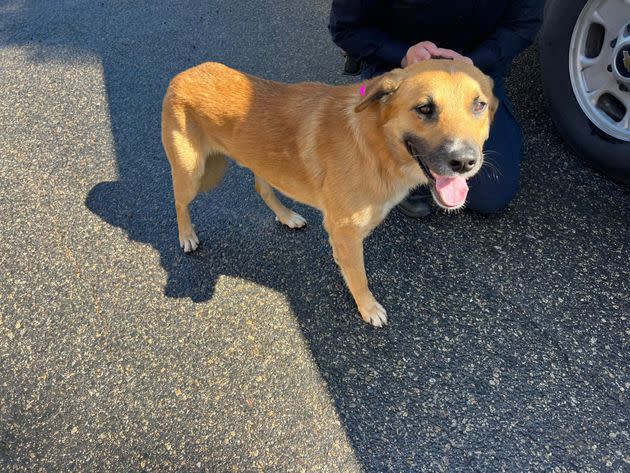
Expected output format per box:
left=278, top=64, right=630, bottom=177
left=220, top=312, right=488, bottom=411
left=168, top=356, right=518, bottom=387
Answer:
left=276, top=211, right=307, bottom=229
left=179, top=229, right=199, bottom=253
left=359, top=301, right=388, bottom=327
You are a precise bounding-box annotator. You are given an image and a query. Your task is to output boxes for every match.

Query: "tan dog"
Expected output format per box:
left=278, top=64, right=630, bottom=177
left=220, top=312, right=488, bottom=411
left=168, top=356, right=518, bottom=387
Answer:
left=161, top=60, right=497, bottom=326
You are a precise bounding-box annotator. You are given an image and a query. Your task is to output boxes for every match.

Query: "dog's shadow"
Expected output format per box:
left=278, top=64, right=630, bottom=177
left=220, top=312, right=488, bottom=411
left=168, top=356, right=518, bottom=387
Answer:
left=85, top=162, right=359, bottom=316
left=69, top=0, right=358, bottom=316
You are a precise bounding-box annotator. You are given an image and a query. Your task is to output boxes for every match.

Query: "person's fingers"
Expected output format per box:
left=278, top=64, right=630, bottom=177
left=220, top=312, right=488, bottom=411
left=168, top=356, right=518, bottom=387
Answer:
left=417, top=48, right=431, bottom=60
left=409, top=48, right=431, bottom=64
left=421, top=41, right=437, bottom=52
left=405, top=42, right=455, bottom=67
left=430, top=47, right=460, bottom=59
left=429, top=47, right=473, bottom=65
left=422, top=42, right=438, bottom=54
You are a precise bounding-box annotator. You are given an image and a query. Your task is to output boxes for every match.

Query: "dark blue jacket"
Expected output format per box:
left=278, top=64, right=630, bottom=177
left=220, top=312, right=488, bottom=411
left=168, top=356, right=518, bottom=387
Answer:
left=329, top=0, right=544, bottom=81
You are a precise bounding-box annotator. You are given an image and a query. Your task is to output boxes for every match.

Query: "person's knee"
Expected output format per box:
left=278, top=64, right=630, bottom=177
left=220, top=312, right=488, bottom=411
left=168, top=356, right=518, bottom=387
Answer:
left=468, top=190, right=517, bottom=214
left=466, top=175, right=519, bottom=214
left=468, top=99, right=523, bottom=215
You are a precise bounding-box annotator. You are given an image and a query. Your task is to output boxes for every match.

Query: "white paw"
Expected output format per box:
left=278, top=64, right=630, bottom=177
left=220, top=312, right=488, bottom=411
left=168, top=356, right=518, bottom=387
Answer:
left=359, top=301, right=388, bottom=327
left=179, top=229, right=199, bottom=253
left=276, top=211, right=307, bottom=229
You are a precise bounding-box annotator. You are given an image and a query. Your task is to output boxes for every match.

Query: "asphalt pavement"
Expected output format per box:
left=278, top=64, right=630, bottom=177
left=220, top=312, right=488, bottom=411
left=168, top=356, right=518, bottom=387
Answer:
left=1, top=1, right=629, bottom=471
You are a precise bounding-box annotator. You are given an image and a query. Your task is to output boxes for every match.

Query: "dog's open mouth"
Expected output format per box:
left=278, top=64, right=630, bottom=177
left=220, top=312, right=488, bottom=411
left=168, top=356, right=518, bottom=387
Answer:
left=405, top=140, right=469, bottom=209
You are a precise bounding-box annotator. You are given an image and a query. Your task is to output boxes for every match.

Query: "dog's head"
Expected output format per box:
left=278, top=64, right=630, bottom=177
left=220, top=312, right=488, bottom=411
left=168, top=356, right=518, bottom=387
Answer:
left=355, top=60, right=498, bottom=210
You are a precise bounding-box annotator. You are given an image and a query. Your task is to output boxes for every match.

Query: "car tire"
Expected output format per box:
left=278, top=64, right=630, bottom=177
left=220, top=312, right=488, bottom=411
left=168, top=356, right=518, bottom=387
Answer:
left=540, top=0, right=630, bottom=185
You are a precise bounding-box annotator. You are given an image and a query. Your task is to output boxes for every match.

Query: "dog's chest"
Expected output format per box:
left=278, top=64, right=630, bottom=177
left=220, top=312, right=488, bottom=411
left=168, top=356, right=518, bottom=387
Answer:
left=378, top=164, right=425, bottom=220
left=380, top=187, right=412, bottom=220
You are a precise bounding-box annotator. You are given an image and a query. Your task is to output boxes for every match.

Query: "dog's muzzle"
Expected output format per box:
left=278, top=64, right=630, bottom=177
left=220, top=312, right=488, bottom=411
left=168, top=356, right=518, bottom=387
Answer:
left=404, top=137, right=482, bottom=209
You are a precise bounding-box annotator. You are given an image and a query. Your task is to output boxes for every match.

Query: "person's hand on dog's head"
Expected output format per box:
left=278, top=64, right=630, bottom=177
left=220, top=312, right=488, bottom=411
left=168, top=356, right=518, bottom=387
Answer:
left=402, top=41, right=473, bottom=67
left=401, top=41, right=436, bottom=67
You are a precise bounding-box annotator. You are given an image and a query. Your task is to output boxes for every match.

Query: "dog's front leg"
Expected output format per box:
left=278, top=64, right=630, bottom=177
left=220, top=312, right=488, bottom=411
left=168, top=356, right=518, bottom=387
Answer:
left=327, top=226, right=388, bottom=327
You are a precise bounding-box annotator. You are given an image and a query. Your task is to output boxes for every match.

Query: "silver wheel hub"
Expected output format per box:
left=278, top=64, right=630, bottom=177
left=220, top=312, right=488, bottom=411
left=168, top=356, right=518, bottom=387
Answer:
left=612, top=36, right=630, bottom=84
left=569, top=0, right=630, bottom=141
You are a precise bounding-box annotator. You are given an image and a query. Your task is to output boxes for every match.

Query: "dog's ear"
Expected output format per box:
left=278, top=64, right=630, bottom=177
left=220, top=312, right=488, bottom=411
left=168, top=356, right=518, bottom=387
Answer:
left=483, top=74, right=499, bottom=121
left=354, top=70, right=403, bottom=113
left=489, top=93, right=499, bottom=122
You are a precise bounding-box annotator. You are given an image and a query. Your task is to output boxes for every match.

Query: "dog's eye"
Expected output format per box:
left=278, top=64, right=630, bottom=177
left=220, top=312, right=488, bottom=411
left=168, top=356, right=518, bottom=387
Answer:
left=473, top=101, right=488, bottom=114
left=416, top=104, right=433, bottom=116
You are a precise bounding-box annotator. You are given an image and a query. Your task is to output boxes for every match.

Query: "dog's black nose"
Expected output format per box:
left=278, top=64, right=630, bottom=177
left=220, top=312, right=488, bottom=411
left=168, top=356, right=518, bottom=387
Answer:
left=448, top=157, right=478, bottom=173
left=443, top=140, right=480, bottom=174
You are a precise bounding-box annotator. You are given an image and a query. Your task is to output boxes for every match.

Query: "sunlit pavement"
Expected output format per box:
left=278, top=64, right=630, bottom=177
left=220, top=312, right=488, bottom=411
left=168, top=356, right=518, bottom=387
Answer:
left=1, top=1, right=628, bottom=471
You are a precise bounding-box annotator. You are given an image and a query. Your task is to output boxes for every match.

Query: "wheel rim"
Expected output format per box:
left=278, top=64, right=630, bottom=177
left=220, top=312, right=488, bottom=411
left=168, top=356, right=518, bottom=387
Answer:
left=569, top=0, right=630, bottom=142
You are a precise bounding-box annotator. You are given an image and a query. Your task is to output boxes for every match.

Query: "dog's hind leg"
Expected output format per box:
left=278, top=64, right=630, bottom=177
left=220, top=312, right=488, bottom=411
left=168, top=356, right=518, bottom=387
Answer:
left=168, top=151, right=227, bottom=253
left=254, top=175, right=306, bottom=229
left=169, top=163, right=201, bottom=253
left=163, top=125, right=207, bottom=253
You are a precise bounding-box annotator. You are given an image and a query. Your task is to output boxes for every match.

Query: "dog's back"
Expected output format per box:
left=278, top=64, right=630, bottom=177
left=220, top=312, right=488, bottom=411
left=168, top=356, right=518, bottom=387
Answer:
left=163, top=63, right=341, bottom=203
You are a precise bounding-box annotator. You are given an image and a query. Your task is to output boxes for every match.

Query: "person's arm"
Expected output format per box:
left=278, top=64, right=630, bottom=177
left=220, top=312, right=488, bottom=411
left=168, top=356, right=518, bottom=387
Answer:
left=329, top=0, right=409, bottom=67
left=467, top=0, right=545, bottom=77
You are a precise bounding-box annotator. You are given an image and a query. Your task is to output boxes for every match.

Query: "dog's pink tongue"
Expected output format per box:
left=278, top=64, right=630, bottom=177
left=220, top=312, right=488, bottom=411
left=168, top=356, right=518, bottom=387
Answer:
left=434, top=175, right=469, bottom=207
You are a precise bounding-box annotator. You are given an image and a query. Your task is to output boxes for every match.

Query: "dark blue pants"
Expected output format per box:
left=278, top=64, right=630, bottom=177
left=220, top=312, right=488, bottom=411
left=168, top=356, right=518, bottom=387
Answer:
left=362, top=69, right=523, bottom=214
left=467, top=87, right=523, bottom=213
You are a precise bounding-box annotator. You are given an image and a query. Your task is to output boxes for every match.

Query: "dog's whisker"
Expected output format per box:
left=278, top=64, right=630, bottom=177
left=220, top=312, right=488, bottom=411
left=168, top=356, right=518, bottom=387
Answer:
left=480, top=157, right=501, bottom=180
left=481, top=158, right=500, bottom=171
left=483, top=149, right=501, bottom=157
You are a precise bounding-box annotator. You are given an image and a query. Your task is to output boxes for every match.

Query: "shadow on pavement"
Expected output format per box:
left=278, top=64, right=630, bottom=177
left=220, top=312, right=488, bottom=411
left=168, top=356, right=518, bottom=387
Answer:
left=3, top=0, right=629, bottom=470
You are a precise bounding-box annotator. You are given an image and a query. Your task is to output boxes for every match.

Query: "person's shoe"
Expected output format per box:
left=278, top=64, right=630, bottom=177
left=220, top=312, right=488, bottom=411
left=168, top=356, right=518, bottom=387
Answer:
left=397, top=192, right=432, bottom=218
left=343, top=52, right=362, bottom=76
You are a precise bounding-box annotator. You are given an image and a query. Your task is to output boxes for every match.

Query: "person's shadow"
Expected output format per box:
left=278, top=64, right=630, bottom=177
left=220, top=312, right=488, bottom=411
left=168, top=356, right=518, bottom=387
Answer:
left=6, top=0, right=630, bottom=470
